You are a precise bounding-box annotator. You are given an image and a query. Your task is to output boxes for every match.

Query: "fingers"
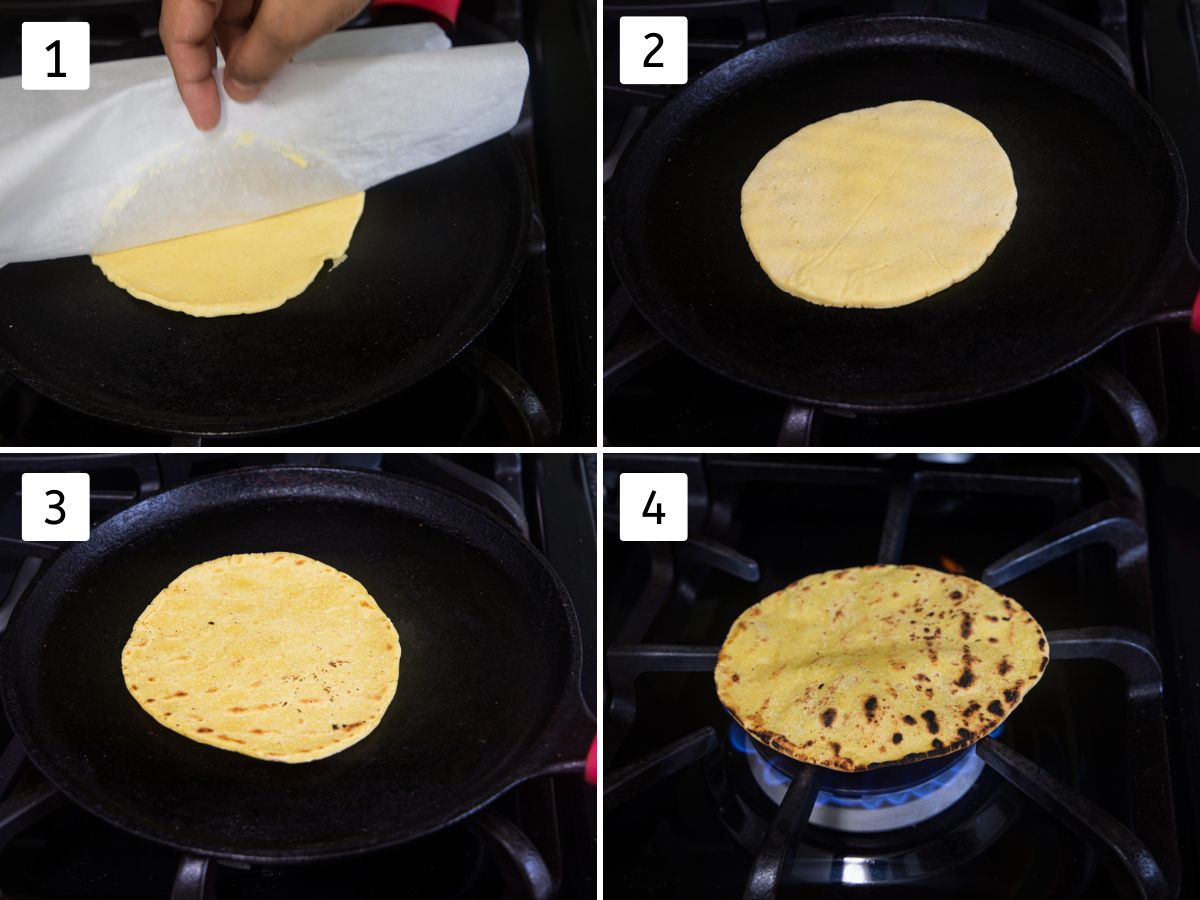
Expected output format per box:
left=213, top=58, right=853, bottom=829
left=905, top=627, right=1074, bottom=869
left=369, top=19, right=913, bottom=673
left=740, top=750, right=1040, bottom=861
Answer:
left=160, top=0, right=223, bottom=131
left=223, top=0, right=369, bottom=103
left=213, top=0, right=255, bottom=71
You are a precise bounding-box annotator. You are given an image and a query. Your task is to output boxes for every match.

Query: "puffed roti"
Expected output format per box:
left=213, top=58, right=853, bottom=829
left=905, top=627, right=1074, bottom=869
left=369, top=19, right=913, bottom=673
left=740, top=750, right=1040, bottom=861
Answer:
left=714, top=564, right=1047, bottom=771
left=122, top=552, right=400, bottom=763
left=740, top=100, right=1017, bottom=308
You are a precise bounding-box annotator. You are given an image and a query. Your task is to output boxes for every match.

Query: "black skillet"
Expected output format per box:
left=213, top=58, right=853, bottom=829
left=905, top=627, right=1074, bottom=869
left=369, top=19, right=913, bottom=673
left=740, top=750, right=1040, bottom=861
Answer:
left=607, top=16, right=1200, bottom=412
left=0, top=137, right=530, bottom=436
left=0, top=466, right=592, bottom=862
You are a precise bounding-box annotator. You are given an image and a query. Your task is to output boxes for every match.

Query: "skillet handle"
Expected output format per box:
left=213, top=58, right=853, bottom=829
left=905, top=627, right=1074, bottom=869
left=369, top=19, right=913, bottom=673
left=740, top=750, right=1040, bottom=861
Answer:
left=1140, top=240, right=1200, bottom=329
left=520, top=687, right=596, bottom=781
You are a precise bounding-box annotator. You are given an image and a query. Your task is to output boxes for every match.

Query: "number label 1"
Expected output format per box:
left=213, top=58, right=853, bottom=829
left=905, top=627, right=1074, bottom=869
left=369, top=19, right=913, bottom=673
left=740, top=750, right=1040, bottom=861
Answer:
left=619, top=16, right=688, bottom=86
left=21, top=472, right=91, bottom=542
left=619, top=472, right=688, bottom=542
left=21, top=22, right=90, bottom=91
left=46, top=39, right=66, bottom=77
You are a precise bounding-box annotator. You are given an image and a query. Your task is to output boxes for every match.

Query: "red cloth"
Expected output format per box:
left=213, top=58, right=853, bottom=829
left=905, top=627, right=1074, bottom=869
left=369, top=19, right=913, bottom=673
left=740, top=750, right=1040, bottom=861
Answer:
left=370, top=0, right=462, bottom=24
left=585, top=737, right=597, bottom=786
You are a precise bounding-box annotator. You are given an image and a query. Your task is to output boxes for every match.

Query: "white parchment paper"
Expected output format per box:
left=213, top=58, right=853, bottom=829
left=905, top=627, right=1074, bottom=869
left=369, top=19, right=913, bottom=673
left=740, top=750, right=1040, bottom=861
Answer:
left=0, top=24, right=528, bottom=265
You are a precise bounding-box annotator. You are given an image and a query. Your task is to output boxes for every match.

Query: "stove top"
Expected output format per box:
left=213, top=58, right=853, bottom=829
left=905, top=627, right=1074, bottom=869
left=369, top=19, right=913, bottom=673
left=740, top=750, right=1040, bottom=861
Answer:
left=0, top=453, right=597, bottom=899
left=0, top=0, right=595, bottom=446
left=602, top=0, right=1200, bottom=446
left=603, top=453, right=1196, bottom=898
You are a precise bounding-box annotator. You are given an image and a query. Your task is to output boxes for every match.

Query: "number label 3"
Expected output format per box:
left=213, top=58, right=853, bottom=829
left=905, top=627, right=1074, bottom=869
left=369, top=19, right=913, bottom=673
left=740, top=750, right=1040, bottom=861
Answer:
left=619, top=16, right=687, bottom=86
left=21, top=473, right=91, bottom=542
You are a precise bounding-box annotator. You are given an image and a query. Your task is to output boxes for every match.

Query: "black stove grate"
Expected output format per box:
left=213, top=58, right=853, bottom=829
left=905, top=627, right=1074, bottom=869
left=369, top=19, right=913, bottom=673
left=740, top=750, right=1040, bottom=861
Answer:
left=0, top=453, right=595, bottom=900
left=604, top=454, right=1180, bottom=898
left=602, top=0, right=1200, bottom=446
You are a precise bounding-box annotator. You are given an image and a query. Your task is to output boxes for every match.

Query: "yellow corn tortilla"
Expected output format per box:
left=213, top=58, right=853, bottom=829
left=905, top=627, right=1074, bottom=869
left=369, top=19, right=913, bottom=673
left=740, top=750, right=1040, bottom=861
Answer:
left=714, top=564, right=1047, bottom=772
left=92, top=193, right=365, bottom=317
left=122, top=552, right=400, bottom=763
left=740, top=100, right=1017, bottom=308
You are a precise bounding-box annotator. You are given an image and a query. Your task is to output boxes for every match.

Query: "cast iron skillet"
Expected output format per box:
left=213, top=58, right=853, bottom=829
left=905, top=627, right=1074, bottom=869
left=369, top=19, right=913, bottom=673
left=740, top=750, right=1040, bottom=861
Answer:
left=0, top=137, right=530, bottom=435
left=0, top=466, right=592, bottom=862
left=607, top=16, right=1200, bottom=412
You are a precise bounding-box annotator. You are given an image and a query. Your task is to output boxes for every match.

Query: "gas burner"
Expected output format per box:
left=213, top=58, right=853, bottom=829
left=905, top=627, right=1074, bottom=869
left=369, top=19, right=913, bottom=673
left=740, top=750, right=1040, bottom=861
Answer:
left=732, top=722, right=994, bottom=833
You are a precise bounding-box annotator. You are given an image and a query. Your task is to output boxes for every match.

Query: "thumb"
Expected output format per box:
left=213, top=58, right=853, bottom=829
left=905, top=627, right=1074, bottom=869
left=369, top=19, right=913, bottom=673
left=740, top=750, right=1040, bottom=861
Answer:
left=222, top=1, right=366, bottom=102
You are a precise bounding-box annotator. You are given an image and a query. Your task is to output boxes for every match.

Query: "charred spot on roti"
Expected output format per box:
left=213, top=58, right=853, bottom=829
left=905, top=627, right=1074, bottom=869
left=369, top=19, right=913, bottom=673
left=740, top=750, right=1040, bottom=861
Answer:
left=949, top=590, right=963, bottom=600
left=987, top=699, right=1005, bottom=717
left=955, top=669, right=975, bottom=688
left=963, top=701, right=981, bottom=718
left=903, top=714, right=917, bottom=725
left=196, top=727, right=213, bottom=733
left=1038, top=637, right=1046, bottom=650
left=921, top=710, right=939, bottom=733
left=931, top=738, right=944, bottom=750
left=864, top=696, right=878, bottom=720
left=821, top=708, right=837, bottom=727
left=892, top=732, right=903, bottom=744
left=732, top=673, right=740, bottom=682
left=958, top=727, right=972, bottom=740
left=1004, top=688, right=1020, bottom=706
left=998, top=658, right=1012, bottom=676
left=1040, top=656, right=1049, bottom=672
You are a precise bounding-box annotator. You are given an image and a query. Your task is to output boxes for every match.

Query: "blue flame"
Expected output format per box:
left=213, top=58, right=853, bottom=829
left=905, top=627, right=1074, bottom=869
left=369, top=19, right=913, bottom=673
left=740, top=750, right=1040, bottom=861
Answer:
left=730, top=721, right=1002, bottom=809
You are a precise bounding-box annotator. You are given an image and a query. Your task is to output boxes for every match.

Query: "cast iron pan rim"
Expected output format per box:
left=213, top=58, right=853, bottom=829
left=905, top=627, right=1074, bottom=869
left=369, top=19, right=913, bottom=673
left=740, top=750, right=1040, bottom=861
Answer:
left=0, top=464, right=585, bottom=863
left=0, top=138, right=532, bottom=438
left=605, top=14, right=1191, bottom=413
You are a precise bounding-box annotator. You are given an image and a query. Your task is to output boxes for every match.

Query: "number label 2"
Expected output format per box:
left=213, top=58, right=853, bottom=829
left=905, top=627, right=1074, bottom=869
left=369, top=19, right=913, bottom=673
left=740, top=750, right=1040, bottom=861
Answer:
left=619, top=16, right=687, bottom=86
left=643, top=33, right=664, bottom=68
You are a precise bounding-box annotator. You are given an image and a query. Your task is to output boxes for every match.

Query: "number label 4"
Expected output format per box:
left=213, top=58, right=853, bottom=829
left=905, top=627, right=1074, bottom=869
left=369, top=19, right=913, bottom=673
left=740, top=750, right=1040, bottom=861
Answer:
left=619, top=473, right=688, bottom=541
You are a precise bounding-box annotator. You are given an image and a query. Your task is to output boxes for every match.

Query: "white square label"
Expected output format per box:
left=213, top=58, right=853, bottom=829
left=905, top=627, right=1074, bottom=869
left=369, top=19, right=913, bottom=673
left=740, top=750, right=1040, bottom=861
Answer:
left=22, top=21, right=90, bottom=91
left=619, top=16, right=687, bottom=86
left=619, top=472, right=688, bottom=542
left=21, top=473, right=90, bottom=542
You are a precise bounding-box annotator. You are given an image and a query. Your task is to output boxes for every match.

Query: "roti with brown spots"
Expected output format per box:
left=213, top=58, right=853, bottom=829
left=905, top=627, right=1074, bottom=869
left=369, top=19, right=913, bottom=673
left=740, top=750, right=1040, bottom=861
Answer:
left=121, top=552, right=400, bottom=763
left=714, top=564, right=1047, bottom=772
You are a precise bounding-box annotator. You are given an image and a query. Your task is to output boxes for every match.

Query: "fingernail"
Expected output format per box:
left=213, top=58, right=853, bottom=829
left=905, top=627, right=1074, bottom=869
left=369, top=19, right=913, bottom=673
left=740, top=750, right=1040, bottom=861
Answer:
left=225, top=76, right=259, bottom=100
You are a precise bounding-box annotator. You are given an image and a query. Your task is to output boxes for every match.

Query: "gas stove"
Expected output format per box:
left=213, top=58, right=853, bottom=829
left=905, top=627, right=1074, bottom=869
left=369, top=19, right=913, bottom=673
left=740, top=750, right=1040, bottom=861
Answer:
left=603, top=453, right=1196, bottom=898
left=0, top=453, right=596, bottom=899
left=602, top=1, right=1200, bottom=446
left=0, top=0, right=595, bottom=446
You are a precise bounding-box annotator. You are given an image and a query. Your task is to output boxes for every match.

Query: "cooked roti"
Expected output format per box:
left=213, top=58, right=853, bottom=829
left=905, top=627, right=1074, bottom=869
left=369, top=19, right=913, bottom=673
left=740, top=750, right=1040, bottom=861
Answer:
left=122, top=552, right=400, bottom=763
left=714, top=564, right=1047, bottom=771
left=740, top=100, right=1017, bottom=308
left=92, top=193, right=365, bottom=317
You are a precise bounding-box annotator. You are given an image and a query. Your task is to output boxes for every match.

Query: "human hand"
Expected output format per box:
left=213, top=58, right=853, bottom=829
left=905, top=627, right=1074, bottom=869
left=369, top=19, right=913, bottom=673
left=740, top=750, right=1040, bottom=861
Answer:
left=161, top=0, right=370, bottom=131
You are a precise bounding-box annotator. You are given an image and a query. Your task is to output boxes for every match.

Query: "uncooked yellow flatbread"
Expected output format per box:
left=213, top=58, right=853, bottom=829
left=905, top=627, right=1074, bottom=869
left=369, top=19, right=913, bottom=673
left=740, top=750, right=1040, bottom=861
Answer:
left=740, top=101, right=1017, bottom=308
left=715, top=565, right=1047, bottom=772
left=122, top=552, right=400, bottom=763
left=92, top=193, right=365, bottom=317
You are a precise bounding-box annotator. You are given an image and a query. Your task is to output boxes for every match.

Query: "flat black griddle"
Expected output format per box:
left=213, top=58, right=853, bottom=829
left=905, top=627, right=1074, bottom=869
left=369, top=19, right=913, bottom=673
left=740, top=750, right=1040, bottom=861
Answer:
left=0, top=138, right=530, bottom=436
left=0, top=466, right=591, bottom=862
left=607, top=16, right=1200, bottom=412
